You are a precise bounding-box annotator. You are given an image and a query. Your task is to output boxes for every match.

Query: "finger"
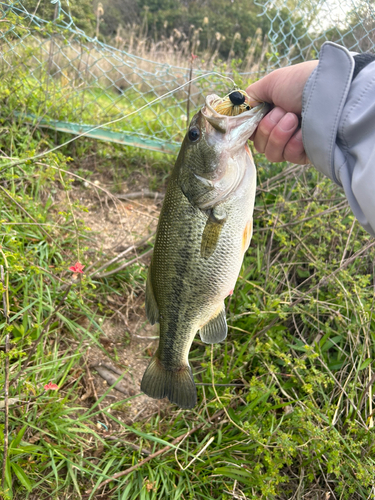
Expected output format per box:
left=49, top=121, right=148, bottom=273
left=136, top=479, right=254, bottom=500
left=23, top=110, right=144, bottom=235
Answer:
left=246, top=72, right=278, bottom=107
left=283, top=129, right=309, bottom=164
left=263, top=112, right=299, bottom=162
left=253, top=107, right=287, bottom=154
left=247, top=61, right=319, bottom=113
left=249, top=105, right=274, bottom=140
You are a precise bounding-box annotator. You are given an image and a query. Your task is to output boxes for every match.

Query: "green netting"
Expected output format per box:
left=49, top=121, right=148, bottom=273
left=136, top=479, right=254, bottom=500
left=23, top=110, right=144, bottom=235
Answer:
left=1, top=0, right=375, bottom=154
left=1, top=1, right=239, bottom=154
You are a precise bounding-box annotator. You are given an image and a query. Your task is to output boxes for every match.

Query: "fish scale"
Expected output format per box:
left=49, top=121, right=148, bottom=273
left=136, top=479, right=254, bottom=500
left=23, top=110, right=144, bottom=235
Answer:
left=141, top=95, right=269, bottom=409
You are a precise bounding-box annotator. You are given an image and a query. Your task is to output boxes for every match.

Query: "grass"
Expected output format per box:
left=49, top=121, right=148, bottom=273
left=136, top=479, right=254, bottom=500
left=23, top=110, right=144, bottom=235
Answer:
left=1, top=123, right=375, bottom=500
left=2, top=10, right=258, bottom=155
left=3, top=38, right=238, bottom=153
left=1, top=28, right=375, bottom=500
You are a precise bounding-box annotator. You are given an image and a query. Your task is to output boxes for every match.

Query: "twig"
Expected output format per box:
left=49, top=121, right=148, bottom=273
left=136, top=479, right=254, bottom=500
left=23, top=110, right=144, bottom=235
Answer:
left=93, top=248, right=153, bottom=279
left=91, top=364, right=133, bottom=396
left=254, top=200, right=348, bottom=232
left=357, top=370, right=375, bottom=413
left=257, top=163, right=306, bottom=191
left=0, top=393, right=45, bottom=412
left=103, top=436, right=151, bottom=455
left=132, top=334, right=159, bottom=340
left=35, top=162, right=120, bottom=203
left=9, top=283, right=73, bottom=389
left=252, top=240, right=375, bottom=344
left=91, top=362, right=123, bottom=377
left=1, top=264, right=9, bottom=490
left=290, top=239, right=375, bottom=310
left=195, top=382, right=245, bottom=387
left=115, top=190, right=164, bottom=201
left=186, top=54, right=196, bottom=126
left=210, top=345, right=250, bottom=437
left=57, top=169, right=81, bottom=260
left=85, top=408, right=225, bottom=494
left=88, top=231, right=155, bottom=277
left=35, top=162, right=126, bottom=240
left=175, top=435, right=215, bottom=471
left=340, top=217, right=356, bottom=265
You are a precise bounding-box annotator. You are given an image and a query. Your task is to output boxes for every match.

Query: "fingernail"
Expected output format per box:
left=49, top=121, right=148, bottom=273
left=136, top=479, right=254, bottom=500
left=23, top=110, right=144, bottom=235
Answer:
left=279, top=113, right=297, bottom=132
left=268, top=107, right=285, bottom=124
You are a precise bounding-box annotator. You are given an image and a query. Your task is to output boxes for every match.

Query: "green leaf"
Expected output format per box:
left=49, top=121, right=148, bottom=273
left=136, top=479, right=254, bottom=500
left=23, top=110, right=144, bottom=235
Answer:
left=247, top=390, right=272, bottom=411
left=10, top=463, right=32, bottom=492
left=320, top=335, right=342, bottom=352
left=8, top=445, right=41, bottom=455
left=4, top=458, right=13, bottom=498
left=9, top=426, right=27, bottom=449
left=213, top=466, right=252, bottom=484
left=359, top=359, right=372, bottom=370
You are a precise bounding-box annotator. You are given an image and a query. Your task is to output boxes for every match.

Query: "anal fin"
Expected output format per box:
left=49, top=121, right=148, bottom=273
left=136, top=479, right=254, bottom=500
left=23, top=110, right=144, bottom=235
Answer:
left=199, top=304, right=227, bottom=344
left=145, top=262, right=159, bottom=325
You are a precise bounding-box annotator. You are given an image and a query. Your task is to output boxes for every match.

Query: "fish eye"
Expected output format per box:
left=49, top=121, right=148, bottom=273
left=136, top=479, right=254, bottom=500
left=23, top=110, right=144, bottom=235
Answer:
left=188, top=127, right=200, bottom=142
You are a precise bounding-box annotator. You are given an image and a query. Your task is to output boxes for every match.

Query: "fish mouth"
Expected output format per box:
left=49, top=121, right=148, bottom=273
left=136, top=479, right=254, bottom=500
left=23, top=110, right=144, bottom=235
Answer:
left=202, top=94, right=270, bottom=148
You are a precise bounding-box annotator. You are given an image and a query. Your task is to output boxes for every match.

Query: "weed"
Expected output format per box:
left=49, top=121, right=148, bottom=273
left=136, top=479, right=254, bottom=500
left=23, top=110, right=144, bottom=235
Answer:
left=1, top=21, right=375, bottom=500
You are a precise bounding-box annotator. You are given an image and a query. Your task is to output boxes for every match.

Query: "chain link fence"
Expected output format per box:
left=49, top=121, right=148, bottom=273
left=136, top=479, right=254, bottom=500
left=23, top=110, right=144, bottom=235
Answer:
left=1, top=0, right=375, bottom=154
left=257, top=0, right=375, bottom=68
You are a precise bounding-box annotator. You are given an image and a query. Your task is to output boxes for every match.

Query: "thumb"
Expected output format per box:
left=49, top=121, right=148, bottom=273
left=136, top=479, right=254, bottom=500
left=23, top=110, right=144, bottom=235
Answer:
left=246, top=61, right=318, bottom=113
left=246, top=73, right=276, bottom=107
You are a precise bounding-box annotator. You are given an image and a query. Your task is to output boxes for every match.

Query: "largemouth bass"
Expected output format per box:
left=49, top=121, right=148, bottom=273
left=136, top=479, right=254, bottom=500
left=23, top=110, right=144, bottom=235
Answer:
left=141, top=95, right=268, bottom=409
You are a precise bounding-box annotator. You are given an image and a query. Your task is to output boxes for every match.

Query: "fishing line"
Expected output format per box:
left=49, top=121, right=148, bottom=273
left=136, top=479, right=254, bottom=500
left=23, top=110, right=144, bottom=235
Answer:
left=0, top=71, right=236, bottom=173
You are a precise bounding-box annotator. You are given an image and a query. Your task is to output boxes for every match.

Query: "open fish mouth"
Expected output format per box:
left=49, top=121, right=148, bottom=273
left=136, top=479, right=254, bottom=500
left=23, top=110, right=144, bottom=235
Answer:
left=202, top=94, right=270, bottom=146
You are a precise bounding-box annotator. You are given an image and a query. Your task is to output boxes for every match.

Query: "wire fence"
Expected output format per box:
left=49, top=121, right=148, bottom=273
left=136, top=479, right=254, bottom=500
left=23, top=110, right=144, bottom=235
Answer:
left=257, top=0, right=375, bottom=68
left=1, top=0, right=375, bottom=154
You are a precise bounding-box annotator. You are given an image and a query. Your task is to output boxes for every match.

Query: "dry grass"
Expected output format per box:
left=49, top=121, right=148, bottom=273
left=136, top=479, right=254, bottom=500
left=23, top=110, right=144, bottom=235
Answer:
left=2, top=20, right=270, bottom=96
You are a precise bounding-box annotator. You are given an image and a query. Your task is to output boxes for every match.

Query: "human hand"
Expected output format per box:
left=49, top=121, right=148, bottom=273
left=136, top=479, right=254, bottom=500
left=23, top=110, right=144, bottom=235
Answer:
left=246, top=61, right=318, bottom=164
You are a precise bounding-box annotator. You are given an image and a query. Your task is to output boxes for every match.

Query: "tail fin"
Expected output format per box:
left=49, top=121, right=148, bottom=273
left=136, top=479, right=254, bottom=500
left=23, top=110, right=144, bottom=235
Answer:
left=141, top=355, right=197, bottom=409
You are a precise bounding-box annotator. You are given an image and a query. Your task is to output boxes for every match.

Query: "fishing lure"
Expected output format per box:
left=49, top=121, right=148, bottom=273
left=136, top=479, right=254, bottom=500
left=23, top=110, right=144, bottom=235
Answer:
left=210, top=89, right=252, bottom=116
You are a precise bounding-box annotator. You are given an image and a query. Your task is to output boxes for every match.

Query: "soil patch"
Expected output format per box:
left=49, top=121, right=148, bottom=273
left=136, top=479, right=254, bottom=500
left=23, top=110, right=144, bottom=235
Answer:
left=60, top=177, right=168, bottom=424
left=84, top=318, right=163, bottom=425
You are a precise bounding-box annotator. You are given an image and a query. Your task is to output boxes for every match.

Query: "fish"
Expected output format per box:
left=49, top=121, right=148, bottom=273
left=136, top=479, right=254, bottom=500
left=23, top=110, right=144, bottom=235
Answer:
left=141, top=94, right=269, bottom=409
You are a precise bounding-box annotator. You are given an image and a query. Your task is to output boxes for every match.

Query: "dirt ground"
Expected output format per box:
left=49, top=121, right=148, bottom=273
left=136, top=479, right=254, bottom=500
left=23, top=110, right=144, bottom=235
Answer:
left=66, top=177, right=167, bottom=426
left=85, top=319, right=163, bottom=426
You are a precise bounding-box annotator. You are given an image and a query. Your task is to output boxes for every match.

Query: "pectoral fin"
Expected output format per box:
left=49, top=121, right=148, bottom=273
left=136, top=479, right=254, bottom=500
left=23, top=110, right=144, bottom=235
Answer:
left=200, top=208, right=226, bottom=259
left=201, top=220, right=222, bottom=259
left=145, top=263, right=159, bottom=325
left=199, top=304, right=227, bottom=344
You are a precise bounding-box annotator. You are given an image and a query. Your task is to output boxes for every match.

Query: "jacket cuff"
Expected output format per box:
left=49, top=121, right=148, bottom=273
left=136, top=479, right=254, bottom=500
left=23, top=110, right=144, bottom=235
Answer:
left=302, top=42, right=355, bottom=184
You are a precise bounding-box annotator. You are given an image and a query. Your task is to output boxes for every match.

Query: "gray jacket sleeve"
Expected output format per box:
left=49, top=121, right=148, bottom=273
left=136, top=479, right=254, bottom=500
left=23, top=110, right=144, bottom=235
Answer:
left=302, top=41, right=375, bottom=237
